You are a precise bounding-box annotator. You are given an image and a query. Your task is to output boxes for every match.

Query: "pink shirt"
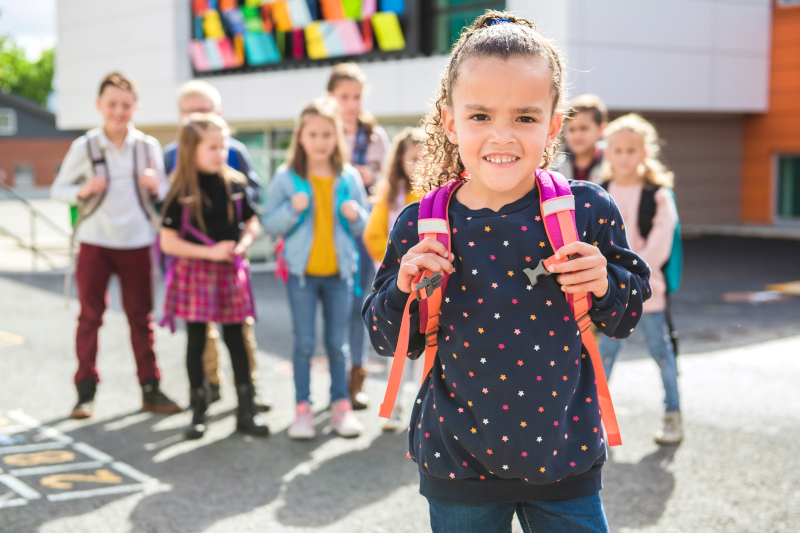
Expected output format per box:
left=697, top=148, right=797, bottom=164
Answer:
left=607, top=182, right=677, bottom=313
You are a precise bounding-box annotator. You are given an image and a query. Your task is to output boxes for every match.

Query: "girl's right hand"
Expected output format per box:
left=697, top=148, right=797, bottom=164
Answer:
left=397, top=237, right=455, bottom=294
left=291, top=192, right=309, bottom=213
left=207, top=240, right=236, bottom=263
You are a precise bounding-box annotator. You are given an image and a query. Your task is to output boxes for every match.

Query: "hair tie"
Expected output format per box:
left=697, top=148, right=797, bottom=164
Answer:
left=490, top=18, right=511, bottom=26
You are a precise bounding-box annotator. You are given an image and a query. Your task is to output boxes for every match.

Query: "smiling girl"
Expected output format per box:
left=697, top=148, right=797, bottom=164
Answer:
left=364, top=12, right=651, bottom=532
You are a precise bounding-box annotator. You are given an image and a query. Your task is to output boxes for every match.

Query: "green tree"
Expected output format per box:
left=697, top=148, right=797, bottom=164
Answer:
left=0, top=34, right=55, bottom=107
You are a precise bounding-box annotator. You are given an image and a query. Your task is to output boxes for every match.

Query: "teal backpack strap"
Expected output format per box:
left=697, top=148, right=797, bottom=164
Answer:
left=664, top=189, right=682, bottom=295
left=337, top=168, right=362, bottom=297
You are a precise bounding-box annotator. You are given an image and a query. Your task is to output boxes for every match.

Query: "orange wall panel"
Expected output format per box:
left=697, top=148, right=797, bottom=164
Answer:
left=742, top=3, right=800, bottom=223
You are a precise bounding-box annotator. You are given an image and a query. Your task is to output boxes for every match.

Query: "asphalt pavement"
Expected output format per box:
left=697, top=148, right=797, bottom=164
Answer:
left=0, top=236, right=798, bottom=533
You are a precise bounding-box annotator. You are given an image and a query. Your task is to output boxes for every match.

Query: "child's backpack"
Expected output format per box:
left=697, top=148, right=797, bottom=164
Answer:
left=69, top=130, right=155, bottom=231
left=273, top=168, right=361, bottom=294
left=600, top=182, right=682, bottom=295
left=379, top=170, right=623, bottom=447
left=159, top=191, right=255, bottom=332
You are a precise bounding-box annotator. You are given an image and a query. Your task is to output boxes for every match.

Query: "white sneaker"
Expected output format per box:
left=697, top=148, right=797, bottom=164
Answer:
left=655, top=411, right=683, bottom=445
left=331, top=399, right=364, bottom=438
left=288, top=401, right=315, bottom=440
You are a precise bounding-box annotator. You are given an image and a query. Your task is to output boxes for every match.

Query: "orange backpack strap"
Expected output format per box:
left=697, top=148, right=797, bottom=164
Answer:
left=379, top=181, right=463, bottom=419
left=535, top=169, right=622, bottom=447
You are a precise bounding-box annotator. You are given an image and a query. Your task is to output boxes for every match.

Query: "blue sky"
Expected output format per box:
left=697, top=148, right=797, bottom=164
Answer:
left=0, top=0, right=57, bottom=60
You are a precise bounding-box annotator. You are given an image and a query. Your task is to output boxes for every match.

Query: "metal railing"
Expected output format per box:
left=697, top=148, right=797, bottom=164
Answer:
left=0, top=173, right=72, bottom=271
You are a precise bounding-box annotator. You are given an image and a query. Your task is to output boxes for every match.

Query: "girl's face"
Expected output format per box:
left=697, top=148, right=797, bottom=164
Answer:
left=96, top=85, right=138, bottom=134
left=195, top=129, right=228, bottom=174
left=402, top=144, right=422, bottom=180
left=605, top=130, right=647, bottom=179
left=442, top=57, right=563, bottom=197
left=298, top=114, right=338, bottom=167
left=329, top=79, right=362, bottom=125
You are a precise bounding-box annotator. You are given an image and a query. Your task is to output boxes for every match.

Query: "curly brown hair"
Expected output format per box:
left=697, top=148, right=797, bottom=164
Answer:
left=413, top=10, right=567, bottom=194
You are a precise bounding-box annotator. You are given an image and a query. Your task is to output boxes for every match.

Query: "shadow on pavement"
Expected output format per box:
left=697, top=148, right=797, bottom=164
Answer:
left=0, top=406, right=418, bottom=533
left=602, top=446, right=678, bottom=532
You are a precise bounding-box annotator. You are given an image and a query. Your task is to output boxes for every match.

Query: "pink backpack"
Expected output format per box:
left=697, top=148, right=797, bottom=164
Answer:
left=379, top=169, right=622, bottom=447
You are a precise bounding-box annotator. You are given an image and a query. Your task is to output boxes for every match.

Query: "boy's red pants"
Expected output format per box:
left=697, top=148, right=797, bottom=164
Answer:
left=74, top=243, right=160, bottom=386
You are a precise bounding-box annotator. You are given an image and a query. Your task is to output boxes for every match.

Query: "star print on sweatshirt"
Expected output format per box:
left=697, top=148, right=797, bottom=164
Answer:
left=363, top=180, right=651, bottom=505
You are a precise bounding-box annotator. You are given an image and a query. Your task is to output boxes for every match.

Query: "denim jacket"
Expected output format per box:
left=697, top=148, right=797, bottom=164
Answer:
left=262, top=164, right=368, bottom=284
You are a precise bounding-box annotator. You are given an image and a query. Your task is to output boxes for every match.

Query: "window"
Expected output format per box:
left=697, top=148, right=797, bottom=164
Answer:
left=232, top=131, right=269, bottom=182
left=777, top=0, right=800, bottom=7
left=0, top=109, right=17, bottom=136
left=14, top=163, right=34, bottom=188
left=777, top=156, right=800, bottom=219
left=433, top=0, right=506, bottom=54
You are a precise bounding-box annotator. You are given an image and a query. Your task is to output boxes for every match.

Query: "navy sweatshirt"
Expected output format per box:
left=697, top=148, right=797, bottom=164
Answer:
left=364, top=179, right=651, bottom=504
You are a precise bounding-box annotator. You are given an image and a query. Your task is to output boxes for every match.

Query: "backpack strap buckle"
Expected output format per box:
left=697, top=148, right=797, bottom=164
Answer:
left=424, top=326, right=440, bottom=347
left=414, top=273, right=444, bottom=301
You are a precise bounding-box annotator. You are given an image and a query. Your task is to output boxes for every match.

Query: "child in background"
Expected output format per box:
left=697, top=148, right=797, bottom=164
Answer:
left=364, top=13, right=650, bottom=532
left=163, top=80, right=269, bottom=412
left=598, top=113, right=682, bottom=445
left=553, top=94, right=608, bottom=183
left=160, top=113, right=268, bottom=440
left=328, top=63, right=391, bottom=410
left=262, top=97, right=369, bottom=440
left=51, top=72, right=181, bottom=419
left=363, top=127, right=425, bottom=431
left=363, top=127, right=425, bottom=269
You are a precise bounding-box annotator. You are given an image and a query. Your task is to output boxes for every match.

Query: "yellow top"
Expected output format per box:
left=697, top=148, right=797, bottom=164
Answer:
left=305, top=174, right=339, bottom=276
left=364, top=188, right=423, bottom=262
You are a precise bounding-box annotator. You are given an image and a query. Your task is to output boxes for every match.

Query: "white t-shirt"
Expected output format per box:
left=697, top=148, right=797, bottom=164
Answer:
left=51, top=125, right=169, bottom=249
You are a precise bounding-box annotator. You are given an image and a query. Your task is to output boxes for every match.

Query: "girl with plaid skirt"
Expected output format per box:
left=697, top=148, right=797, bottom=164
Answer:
left=160, top=113, right=268, bottom=440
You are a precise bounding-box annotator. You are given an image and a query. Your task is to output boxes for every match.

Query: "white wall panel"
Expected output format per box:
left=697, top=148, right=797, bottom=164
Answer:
left=55, top=0, right=773, bottom=128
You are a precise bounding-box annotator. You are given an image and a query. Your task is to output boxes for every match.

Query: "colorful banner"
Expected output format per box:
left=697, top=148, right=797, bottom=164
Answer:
left=189, top=0, right=408, bottom=73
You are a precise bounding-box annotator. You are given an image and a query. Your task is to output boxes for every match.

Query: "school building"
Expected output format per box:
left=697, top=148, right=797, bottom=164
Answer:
left=53, top=0, right=800, bottom=235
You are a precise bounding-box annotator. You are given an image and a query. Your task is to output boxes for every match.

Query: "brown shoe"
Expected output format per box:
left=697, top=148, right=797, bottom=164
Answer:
left=349, top=366, right=369, bottom=410
left=69, top=381, right=96, bottom=419
left=141, top=379, right=182, bottom=414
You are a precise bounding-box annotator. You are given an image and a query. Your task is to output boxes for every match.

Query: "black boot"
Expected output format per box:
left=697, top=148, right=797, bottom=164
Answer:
left=185, top=387, right=208, bottom=440
left=70, top=381, right=96, bottom=419
left=208, top=383, right=221, bottom=405
left=142, top=378, right=182, bottom=414
left=236, top=383, right=269, bottom=437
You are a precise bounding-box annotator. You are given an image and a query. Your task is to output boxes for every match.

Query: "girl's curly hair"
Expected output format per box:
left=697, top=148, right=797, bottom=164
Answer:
left=413, top=10, right=567, bottom=194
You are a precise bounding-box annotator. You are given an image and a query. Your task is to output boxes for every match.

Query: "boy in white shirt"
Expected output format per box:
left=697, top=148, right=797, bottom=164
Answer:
left=52, top=72, right=181, bottom=418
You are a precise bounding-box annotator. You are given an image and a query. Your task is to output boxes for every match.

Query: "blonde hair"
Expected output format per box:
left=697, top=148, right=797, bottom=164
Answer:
left=376, top=127, right=426, bottom=207
left=162, top=113, right=245, bottom=234
left=177, top=80, right=222, bottom=112
left=601, top=113, right=674, bottom=189
left=414, top=10, right=567, bottom=194
left=285, top=97, right=349, bottom=179
left=327, top=62, right=377, bottom=137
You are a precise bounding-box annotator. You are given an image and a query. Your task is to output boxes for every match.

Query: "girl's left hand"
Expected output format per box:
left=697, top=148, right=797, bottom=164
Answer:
left=340, top=200, right=359, bottom=223
left=547, top=241, right=609, bottom=298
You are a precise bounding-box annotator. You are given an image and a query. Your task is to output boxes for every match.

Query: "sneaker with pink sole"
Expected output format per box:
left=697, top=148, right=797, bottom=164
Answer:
left=331, top=399, right=364, bottom=438
left=288, top=401, right=315, bottom=440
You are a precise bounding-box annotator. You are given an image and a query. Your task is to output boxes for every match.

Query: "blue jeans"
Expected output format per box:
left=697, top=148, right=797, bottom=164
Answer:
left=428, top=494, right=609, bottom=533
left=347, top=237, right=374, bottom=367
left=286, top=275, right=351, bottom=404
left=600, top=311, right=680, bottom=412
